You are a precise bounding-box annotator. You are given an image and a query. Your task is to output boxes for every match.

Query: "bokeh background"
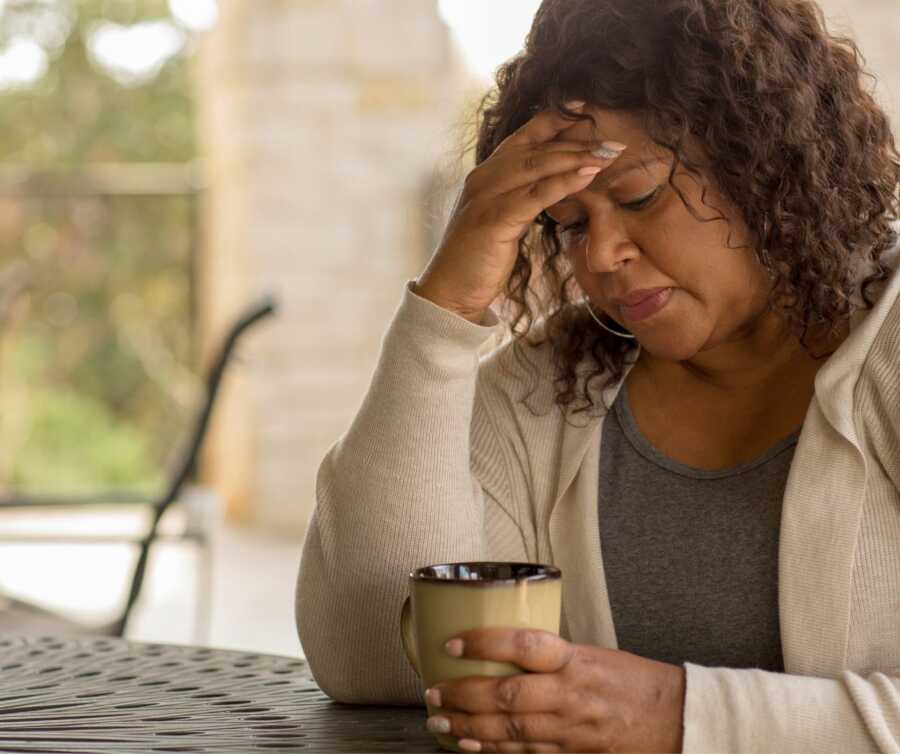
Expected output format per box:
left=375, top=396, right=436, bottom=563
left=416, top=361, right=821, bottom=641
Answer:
left=0, top=0, right=896, bottom=658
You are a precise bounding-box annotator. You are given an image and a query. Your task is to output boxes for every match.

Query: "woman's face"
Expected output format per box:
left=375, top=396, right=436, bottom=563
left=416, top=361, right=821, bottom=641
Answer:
left=543, top=107, right=776, bottom=363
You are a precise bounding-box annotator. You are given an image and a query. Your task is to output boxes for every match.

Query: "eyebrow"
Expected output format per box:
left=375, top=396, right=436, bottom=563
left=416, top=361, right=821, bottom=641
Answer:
left=589, top=156, right=667, bottom=191
left=543, top=156, right=668, bottom=219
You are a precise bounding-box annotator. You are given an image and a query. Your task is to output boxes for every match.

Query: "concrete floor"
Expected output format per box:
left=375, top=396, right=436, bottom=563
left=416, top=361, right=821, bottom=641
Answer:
left=0, top=507, right=306, bottom=659
left=134, top=522, right=306, bottom=658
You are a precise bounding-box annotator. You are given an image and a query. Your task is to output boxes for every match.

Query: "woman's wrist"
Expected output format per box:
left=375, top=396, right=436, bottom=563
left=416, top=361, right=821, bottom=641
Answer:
left=411, top=278, right=489, bottom=326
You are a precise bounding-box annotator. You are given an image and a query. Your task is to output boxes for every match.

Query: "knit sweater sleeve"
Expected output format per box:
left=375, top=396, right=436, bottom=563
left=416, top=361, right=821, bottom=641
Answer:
left=295, top=281, right=531, bottom=705
left=682, top=664, right=898, bottom=752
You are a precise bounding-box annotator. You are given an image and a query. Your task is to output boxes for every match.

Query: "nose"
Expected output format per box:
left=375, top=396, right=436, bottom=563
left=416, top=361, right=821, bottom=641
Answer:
left=584, top=222, right=639, bottom=274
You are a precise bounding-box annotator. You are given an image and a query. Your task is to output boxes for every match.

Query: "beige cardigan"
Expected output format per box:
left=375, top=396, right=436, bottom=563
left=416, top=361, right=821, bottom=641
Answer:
left=297, top=241, right=900, bottom=753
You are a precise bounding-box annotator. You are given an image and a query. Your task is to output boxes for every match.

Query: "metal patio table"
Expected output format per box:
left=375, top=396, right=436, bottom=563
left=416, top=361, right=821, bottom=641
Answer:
left=0, top=635, right=439, bottom=753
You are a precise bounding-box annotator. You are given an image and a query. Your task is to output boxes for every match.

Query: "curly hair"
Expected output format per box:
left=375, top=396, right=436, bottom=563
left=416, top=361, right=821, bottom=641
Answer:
left=471, top=0, right=900, bottom=419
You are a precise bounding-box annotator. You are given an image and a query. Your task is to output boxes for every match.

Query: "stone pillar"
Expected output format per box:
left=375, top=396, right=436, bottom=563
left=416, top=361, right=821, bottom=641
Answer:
left=817, top=0, right=900, bottom=129
left=194, top=0, right=472, bottom=532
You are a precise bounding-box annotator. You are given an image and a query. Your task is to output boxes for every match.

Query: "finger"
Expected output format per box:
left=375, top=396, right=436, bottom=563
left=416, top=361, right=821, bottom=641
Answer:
left=486, top=165, right=607, bottom=231
left=483, top=740, right=561, bottom=753
left=509, top=138, right=621, bottom=156
left=532, top=139, right=614, bottom=153
left=451, top=629, right=575, bottom=674
left=472, top=142, right=624, bottom=199
left=495, top=101, right=591, bottom=154
left=436, top=672, right=564, bottom=715
left=436, top=711, right=561, bottom=746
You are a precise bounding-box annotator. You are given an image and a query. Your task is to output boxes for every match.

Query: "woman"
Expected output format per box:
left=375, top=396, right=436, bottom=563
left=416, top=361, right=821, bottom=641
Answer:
left=297, top=0, right=900, bottom=751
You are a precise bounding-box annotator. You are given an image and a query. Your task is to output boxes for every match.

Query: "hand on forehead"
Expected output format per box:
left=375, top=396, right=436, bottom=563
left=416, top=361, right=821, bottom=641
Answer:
left=539, top=106, right=669, bottom=204
left=556, top=105, right=640, bottom=147
left=553, top=106, right=670, bottom=179
left=561, top=105, right=706, bottom=172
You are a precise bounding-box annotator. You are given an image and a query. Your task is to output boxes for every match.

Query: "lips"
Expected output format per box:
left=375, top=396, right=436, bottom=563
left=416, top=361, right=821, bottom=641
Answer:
left=618, top=288, right=673, bottom=322
left=613, top=287, right=671, bottom=307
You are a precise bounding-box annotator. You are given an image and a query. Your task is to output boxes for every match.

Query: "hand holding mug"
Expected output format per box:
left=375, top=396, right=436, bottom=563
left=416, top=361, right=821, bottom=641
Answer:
left=400, top=562, right=562, bottom=752
left=424, top=629, right=686, bottom=754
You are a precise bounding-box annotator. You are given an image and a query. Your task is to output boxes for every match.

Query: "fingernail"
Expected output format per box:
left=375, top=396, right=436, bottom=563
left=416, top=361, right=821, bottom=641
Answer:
left=425, top=687, right=442, bottom=707
left=444, top=638, right=464, bottom=657
left=592, top=141, right=628, bottom=159
left=564, top=99, right=585, bottom=109
left=577, top=166, right=603, bottom=176
left=459, top=740, right=482, bottom=753
left=426, top=716, right=452, bottom=734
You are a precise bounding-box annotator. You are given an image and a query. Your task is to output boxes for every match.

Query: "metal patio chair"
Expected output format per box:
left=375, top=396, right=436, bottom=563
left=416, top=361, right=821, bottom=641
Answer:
left=0, top=295, right=277, bottom=638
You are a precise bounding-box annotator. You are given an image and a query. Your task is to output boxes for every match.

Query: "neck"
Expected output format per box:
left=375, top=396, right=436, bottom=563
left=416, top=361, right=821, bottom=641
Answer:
left=637, top=309, right=849, bottom=398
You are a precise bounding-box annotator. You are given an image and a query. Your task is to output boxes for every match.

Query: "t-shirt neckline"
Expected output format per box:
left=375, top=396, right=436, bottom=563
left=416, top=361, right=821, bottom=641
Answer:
left=612, top=380, right=802, bottom=480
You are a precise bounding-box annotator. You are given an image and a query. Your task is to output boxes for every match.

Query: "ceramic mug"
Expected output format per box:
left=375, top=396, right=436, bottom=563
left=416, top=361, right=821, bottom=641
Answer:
left=400, top=562, right=562, bottom=752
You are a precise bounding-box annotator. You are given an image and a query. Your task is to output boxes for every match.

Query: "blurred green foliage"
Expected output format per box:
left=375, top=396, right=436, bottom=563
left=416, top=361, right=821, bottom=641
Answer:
left=1, top=0, right=195, bottom=163
left=15, top=387, right=159, bottom=489
left=0, top=0, right=202, bottom=495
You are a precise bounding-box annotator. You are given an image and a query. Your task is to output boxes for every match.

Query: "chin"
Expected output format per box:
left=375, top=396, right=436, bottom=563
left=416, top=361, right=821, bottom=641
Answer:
left=635, top=331, right=705, bottom=362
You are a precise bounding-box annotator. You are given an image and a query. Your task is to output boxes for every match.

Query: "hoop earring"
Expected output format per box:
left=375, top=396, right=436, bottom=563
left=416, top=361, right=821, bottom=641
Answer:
left=582, top=239, right=636, bottom=339
left=581, top=298, right=636, bottom=339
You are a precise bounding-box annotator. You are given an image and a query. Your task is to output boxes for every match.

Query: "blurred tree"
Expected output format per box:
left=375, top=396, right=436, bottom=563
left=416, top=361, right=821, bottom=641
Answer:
left=0, top=0, right=195, bottom=163
left=0, top=0, right=204, bottom=494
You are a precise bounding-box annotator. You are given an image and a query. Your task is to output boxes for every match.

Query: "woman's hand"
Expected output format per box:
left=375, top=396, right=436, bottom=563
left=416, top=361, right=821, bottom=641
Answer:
left=423, top=628, right=686, bottom=753
left=415, top=102, right=627, bottom=324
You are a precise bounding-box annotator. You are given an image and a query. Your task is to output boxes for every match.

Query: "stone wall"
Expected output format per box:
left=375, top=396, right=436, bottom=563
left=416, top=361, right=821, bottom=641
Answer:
left=194, top=0, right=475, bottom=531
left=818, top=0, right=899, bottom=127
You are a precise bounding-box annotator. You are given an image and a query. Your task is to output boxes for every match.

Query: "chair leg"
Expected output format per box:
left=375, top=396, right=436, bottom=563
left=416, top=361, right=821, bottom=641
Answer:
left=193, top=538, right=214, bottom=645
left=183, top=486, right=221, bottom=645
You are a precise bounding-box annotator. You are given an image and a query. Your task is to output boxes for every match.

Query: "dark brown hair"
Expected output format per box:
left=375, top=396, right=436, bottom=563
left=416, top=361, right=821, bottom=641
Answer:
left=472, top=0, right=900, bottom=418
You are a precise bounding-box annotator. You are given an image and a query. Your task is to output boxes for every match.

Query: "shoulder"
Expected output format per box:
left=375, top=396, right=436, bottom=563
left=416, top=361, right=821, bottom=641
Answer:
left=857, top=272, right=900, bottom=488
left=864, top=263, right=900, bottom=386
left=854, top=226, right=900, bottom=433
left=868, top=225, right=900, bottom=344
left=881, top=219, right=900, bottom=268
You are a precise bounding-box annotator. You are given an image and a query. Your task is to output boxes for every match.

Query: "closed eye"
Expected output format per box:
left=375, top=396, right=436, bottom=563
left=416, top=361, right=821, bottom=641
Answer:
left=559, top=186, right=662, bottom=235
left=621, top=185, right=662, bottom=211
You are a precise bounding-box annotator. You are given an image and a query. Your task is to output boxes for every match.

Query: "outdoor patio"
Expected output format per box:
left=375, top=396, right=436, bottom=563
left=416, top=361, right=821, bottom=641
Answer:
left=0, top=515, right=304, bottom=658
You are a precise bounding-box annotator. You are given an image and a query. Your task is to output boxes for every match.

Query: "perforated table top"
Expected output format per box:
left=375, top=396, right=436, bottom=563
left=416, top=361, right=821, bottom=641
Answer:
left=0, top=636, right=438, bottom=753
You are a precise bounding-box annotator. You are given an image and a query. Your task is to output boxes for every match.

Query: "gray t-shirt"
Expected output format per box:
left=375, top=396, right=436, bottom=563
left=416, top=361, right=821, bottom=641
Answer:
left=598, top=380, right=799, bottom=671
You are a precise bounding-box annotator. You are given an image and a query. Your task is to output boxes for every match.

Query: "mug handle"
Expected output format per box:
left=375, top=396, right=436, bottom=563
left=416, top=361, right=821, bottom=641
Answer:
left=400, top=596, right=421, bottom=677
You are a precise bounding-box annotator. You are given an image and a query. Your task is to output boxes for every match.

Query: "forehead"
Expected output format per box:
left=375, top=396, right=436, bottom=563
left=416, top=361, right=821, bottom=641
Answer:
left=556, top=107, right=672, bottom=185
left=559, top=107, right=651, bottom=149
left=559, top=106, right=710, bottom=173
left=541, top=108, right=669, bottom=217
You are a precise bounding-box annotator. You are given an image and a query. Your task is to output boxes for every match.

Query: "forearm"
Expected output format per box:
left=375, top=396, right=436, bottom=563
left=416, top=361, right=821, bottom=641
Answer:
left=296, top=282, right=503, bottom=704
left=682, top=663, right=892, bottom=752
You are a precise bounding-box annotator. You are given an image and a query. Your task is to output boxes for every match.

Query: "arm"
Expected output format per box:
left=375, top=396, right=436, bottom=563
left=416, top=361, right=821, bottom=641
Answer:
left=295, top=282, right=530, bottom=705
left=682, top=663, right=899, bottom=753
left=682, top=304, right=900, bottom=753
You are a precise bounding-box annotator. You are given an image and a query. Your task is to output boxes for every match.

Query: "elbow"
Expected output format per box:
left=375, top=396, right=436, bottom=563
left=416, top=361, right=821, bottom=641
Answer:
left=304, top=655, right=388, bottom=705
left=299, top=633, right=422, bottom=705
left=295, top=602, right=398, bottom=705
left=297, top=612, right=423, bottom=706
left=295, top=541, right=422, bottom=705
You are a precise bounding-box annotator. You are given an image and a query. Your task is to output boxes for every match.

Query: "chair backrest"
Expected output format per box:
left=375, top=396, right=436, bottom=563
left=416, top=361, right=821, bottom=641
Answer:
left=112, top=296, right=278, bottom=636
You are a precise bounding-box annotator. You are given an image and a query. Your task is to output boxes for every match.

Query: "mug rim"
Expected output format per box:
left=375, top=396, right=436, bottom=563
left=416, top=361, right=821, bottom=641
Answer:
left=409, top=561, right=561, bottom=585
